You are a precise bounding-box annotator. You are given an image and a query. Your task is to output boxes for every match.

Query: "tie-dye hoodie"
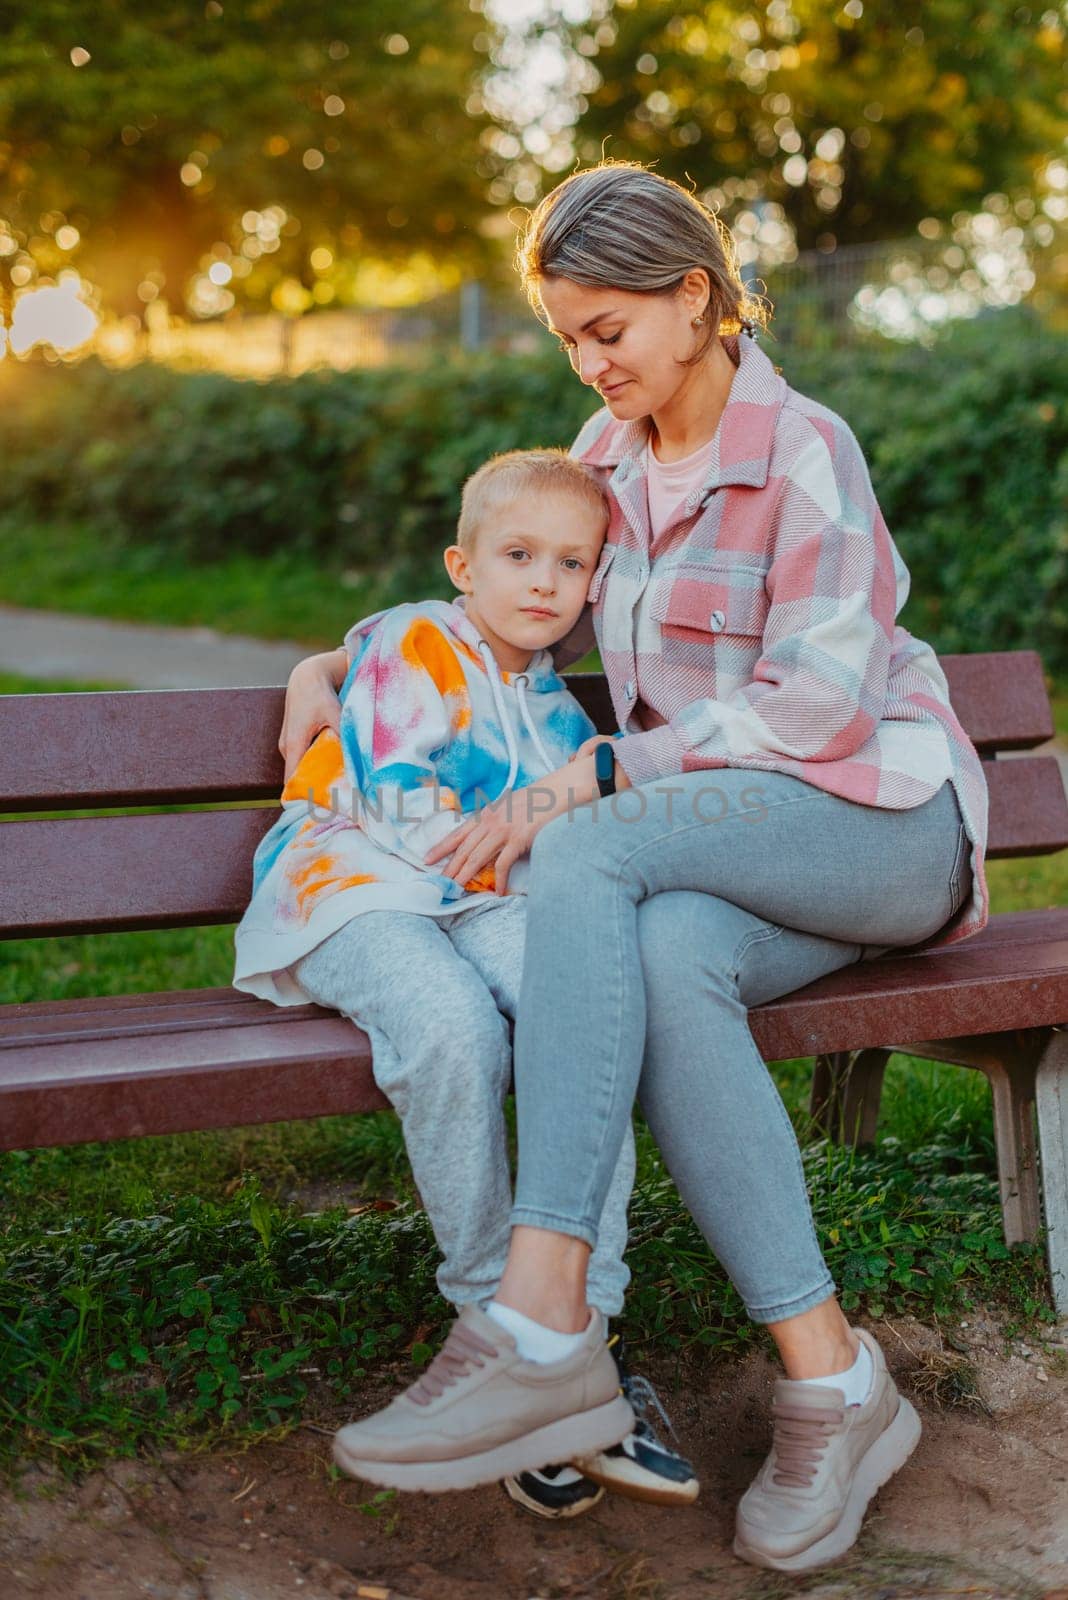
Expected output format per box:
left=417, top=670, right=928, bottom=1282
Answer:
left=232, top=595, right=599, bottom=1005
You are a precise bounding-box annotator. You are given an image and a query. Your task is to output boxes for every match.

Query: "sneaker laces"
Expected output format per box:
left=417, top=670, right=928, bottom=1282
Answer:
left=622, top=1372, right=679, bottom=1445
left=768, top=1396, right=844, bottom=1488
left=407, top=1321, right=500, bottom=1407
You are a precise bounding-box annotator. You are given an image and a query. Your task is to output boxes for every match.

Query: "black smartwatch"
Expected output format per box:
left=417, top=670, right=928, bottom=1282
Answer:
left=594, top=739, right=618, bottom=798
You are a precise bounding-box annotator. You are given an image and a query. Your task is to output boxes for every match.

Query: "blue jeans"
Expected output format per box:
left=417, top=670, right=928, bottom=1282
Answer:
left=509, top=769, right=972, bottom=1324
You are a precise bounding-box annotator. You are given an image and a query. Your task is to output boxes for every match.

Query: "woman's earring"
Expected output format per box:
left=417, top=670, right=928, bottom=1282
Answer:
left=691, top=314, right=705, bottom=328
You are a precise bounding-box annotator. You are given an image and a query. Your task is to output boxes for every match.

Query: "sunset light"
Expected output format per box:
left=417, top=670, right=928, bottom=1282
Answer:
left=4, top=278, right=98, bottom=359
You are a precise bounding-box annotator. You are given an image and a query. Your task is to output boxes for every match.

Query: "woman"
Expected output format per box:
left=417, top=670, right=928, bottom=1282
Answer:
left=278, top=163, right=987, bottom=1573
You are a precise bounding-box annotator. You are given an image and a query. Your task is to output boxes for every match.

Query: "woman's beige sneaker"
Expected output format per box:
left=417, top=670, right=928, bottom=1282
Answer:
left=332, top=1304, right=634, bottom=1494
left=733, top=1328, right=921, bottom=1572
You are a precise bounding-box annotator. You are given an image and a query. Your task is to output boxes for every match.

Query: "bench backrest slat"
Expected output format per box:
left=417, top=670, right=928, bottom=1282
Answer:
left=934, top=649, right=1053, bottom=750
left=1, top=809, right=274, bottom=937
left=1, top=648, right=1063, bottom=940
left=0, top=688, right=286, bottom=811
left=984, top=757, right=1068, bottom=856
left=1, top=754, right=1065, bottom=938
left=0, top=651, right=1054, bottom=812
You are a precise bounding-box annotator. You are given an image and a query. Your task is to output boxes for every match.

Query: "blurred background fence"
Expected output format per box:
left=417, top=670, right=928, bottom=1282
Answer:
left=96, top=230, right=1045, bottom=379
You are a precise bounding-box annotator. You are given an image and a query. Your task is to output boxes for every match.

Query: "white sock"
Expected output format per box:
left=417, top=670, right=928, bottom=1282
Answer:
left=796, top=1338, right=873, bottom=1407
left=485, top=1300, right=588, bottom=1364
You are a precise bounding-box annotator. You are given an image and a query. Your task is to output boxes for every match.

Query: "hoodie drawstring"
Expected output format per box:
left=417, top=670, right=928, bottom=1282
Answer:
left=478, top=640, right=520, bottom=794
left=514, top=675, right=556, bottom=775
left=476, top=641, right=556, bottom=790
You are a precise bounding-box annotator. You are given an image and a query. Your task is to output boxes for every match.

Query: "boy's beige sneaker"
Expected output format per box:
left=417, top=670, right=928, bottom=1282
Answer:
left=332, top=1304, right=634, bottom=1494
left=733, top=1328, right=921, bottom=1572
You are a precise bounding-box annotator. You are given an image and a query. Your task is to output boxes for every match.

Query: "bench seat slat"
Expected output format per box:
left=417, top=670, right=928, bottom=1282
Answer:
left=0, top=984, right=262, bottom=1022
left=2, top=910, right=1065, bottom=1151
left=0, top=1012, right=385, bottom=1149
left=751, top=934, right=1068, bottom=1058
left=2, top=1011, right=365, bottom=1084
left=0, top=653, right=1055, bottom=813
left=751, top=908, right=1068, bottom=1057
left=0, top=993, right=298, bottom=1047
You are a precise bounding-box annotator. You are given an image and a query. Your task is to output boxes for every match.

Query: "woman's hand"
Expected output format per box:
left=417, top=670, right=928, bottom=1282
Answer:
left=279, top=648, right=348, bottom=783
left=569, top=734, right=617, bottom=764
left=569, top=735, right=632, bottom=788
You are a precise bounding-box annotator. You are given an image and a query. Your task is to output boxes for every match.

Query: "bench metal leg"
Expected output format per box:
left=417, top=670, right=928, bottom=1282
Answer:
left=810, top=1048, right=892, bottom=1145
left=888, top=1032, right=1045, bottom=1248
left=985, top=1044, right=1043, bottom=1247
left=810, top=1031, right=1056, bottom=1255
left=1036, top=1027, right=1068, bottom=1317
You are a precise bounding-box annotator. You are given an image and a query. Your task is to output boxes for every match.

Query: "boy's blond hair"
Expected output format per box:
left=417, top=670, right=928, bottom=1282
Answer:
left=457, top=448, right=609, bottom=553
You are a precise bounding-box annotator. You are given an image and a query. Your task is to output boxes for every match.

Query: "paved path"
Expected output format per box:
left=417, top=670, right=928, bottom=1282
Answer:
left=0, top=604, right=311, bottom=689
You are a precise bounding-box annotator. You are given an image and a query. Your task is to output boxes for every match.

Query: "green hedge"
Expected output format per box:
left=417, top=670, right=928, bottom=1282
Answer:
left=1, top=305, right=1065, bottom=669
left=0, top=350, right=597, bottom=591
left=787, top=312, right=1068, bottom=676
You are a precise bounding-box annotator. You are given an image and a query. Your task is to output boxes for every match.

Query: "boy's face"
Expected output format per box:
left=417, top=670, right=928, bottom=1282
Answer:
left=444, top=491, right=606, bottom=673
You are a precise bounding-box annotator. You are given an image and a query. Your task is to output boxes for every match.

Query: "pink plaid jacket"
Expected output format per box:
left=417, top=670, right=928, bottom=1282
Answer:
left=552, top=329, right=989, bottom=953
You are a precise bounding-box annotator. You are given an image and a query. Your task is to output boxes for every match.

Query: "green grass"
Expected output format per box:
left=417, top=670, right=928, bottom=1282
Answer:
left=1052, top=686, right=1068, bottom=744
left=0, top=671, right=132, bottom=695
left=0, top=1042, right=1048, bottom=1476
left=0, top=674, right=1063, bottom=1474
left=0, top=518, right=389, bottom=648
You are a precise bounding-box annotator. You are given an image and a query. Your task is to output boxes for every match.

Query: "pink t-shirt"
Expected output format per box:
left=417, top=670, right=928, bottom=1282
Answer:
left=636, top=433, right=716, bottom=733
left=645, top=434, right=716, bottom=543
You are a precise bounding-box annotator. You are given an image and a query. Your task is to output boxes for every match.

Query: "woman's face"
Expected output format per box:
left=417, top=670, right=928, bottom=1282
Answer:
left=538, top=274, right=708, bottom=422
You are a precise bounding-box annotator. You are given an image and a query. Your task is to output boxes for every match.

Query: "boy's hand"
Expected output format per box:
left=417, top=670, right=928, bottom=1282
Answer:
left=424, top=757, right=596, bottom=895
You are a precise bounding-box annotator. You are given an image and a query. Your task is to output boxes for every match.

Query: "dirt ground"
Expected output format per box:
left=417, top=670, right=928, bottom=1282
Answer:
left=3, top=1310, right=1068, bottom=1600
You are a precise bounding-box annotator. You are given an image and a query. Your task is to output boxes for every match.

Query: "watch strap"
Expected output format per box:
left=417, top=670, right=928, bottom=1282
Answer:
left=595, top=739, right=617, bottom=798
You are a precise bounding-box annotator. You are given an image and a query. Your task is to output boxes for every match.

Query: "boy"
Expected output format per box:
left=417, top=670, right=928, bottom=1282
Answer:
left=233, top=449, right=697, bottom=1516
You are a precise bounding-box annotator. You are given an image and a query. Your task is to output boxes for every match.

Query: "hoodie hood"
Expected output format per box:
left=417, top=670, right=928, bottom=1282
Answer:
left=344, top=596, right=565, bottom=689
left=343, top=596, right=569, bottom=788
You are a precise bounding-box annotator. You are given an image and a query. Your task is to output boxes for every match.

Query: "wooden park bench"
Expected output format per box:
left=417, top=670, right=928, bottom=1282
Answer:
left=2, top=651, right=1067, bottom=1311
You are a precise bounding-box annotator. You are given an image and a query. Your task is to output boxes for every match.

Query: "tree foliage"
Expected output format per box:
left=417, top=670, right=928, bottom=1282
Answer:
left=0, top=0, right=495, bottom=318
left=539, top=0, right=1066, bottom=249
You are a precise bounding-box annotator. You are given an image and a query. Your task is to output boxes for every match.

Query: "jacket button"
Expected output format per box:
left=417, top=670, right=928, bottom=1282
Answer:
left=709, top=610, right=726, bottom=631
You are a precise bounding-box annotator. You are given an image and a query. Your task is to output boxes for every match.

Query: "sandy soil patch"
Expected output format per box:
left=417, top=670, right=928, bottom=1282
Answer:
left=3, top=1311, right=1067, bottom=1600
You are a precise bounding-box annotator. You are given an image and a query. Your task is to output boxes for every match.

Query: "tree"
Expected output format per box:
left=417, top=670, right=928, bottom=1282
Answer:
left=0, top=0, right=497, bottom=320
left=496, top=0, right=1066, bottom=253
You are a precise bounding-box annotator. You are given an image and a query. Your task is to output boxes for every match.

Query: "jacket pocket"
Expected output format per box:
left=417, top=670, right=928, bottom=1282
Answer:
left=650, top=565, right=768, bottom=642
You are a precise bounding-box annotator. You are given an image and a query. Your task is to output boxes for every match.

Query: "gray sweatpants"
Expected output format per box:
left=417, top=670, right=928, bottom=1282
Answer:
left=290, top=894, right=634, bottom=1314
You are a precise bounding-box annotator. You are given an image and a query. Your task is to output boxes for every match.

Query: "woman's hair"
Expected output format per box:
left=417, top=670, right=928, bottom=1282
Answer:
left=457, top=448, right=609, bottom=553
left=515, top=160, right=770, bottom=363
